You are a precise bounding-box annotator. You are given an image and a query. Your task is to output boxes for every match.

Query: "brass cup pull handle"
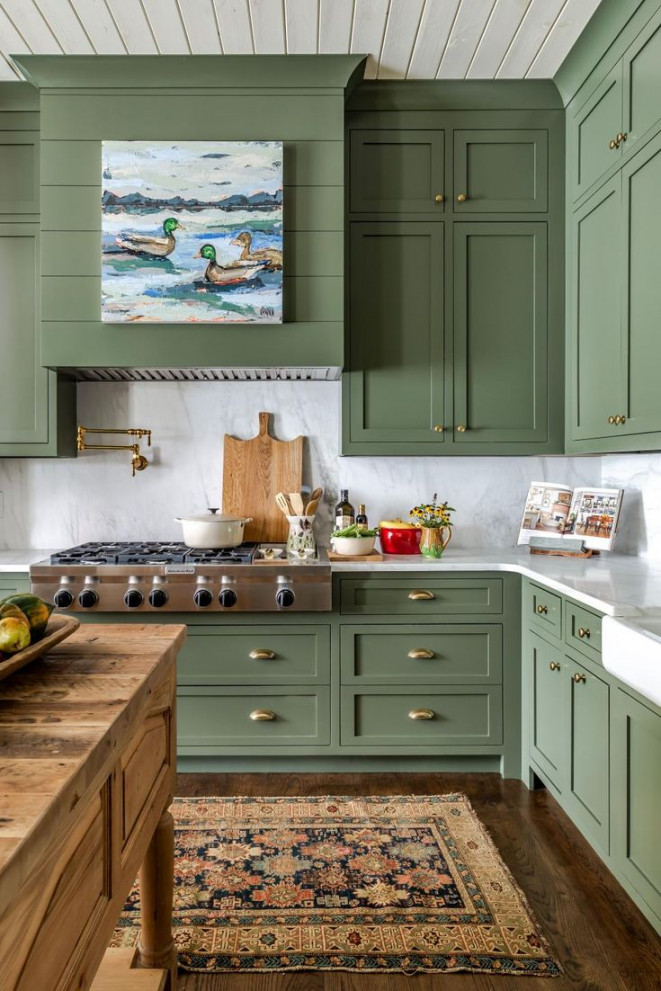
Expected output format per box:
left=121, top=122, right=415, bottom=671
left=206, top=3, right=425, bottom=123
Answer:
left=536, top=604, right=548, bottom=615
left=250, top=709, right=276, bottom=721
left=408, top=589, right=435, bottom=601
left=249, top=648, right=276, bottom=660
left=549, top=661, right=561, bottom=671
left=577, top=627, right=590, bottom=640
left=408, top=708, right=435, bottom=720
left=456, top=424, right=467, bottom=432
left=457, top=193, right=467, bottom=202
left=434, top=193, right=444, bottom=203
left=572, top=673, right=586, bottom=684
left=433, top=424, right=444, bottom=433
left=408, top=648, right=435, bottom=659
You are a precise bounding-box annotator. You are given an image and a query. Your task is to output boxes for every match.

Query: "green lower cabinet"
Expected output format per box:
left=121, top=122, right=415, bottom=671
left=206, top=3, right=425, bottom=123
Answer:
left=339, top=575, right=503, bottom=617
left=611, top=688, right=661, bottom=929
left=341, top=685, right=503, bottom=747
left=177, top=626, right=330, bottom=685
left=0, top=575, right=31, bottom=599
left=528, top=634, right=566, bottom=789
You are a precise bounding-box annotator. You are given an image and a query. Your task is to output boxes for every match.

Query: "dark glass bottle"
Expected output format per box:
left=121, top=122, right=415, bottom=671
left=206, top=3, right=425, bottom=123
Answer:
left=335, top=489, right=355, bottom=530
left=356, top=504, right=368, bottom=526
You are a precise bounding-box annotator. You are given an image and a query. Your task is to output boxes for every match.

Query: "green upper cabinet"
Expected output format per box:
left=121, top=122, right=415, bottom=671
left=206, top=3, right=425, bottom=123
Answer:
left=0, top=131, right=40, bottom=218
left=568, top=65, right=623, bottom=203
left=453, top=223, right=549, bottom=446
left=622, top=7, right=661, bottom=160
left=453, top=130, right=548, bottom=213
left=350, top=130, right=445, bottom=214
left=345, top=221, right=445, bottom=451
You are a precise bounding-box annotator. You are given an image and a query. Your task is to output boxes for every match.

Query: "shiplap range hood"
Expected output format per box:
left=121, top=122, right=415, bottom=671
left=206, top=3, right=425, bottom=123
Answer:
left=14, top=54, right=364, bottom=382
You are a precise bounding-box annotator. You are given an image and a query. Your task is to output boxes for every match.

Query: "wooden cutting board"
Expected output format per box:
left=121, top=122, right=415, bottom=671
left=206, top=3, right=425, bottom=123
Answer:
left=222, top=412, right=303, bottom=543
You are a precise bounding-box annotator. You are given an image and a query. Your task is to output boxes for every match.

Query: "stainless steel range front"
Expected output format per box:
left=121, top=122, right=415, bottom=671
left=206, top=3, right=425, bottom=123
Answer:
left=30, top=542, right=331, bottom=613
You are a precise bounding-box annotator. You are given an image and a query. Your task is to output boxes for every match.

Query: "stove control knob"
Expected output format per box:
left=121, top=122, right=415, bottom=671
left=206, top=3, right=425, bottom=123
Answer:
left=78, top=589, right=98, bottom=609
left=148, top=588, right=168, bottom=608
left=194, top=588, right=213, bottom=608
left=124, top=588, right=144, bottom=608
left=54, top=588, right=74, bottom=609
left=219, top=588, right=237, bottom=608
left=276, top=588, right=295, bottom=609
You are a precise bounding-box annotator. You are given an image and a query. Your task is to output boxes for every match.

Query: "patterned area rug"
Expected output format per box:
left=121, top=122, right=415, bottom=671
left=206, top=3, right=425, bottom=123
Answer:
left=113, top=794, right=561, bottom=976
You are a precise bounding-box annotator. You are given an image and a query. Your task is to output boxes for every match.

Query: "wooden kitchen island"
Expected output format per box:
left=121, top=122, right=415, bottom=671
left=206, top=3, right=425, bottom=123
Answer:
left=0, top=623, right=186, bottom=991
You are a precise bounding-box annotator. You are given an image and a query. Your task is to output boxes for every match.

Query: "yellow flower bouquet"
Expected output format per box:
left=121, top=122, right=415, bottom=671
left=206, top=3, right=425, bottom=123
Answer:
left=409, top=494, right=455, bottom=558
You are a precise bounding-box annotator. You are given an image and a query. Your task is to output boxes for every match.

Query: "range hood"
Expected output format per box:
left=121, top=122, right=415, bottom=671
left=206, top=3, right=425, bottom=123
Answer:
left=13, top=54, right=365, bottom=381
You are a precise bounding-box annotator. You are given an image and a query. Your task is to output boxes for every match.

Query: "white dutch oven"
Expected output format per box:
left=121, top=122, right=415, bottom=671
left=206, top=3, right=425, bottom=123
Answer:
left=175, top=509, right=252, bottom=548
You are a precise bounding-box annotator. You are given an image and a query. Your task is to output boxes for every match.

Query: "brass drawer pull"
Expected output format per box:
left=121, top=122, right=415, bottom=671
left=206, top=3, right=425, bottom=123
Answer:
left=536, top=604, right=548, bottom=615
left=409, top=708, right=435, bottom=720
left=250, top=709, right=276, bottom=721
left=572, top=673, right=586, bottom=684
left=408, top=648, right=435, bottom=659
left=434, top=193, right=444, bottom=203
left=549, top=661, right=560, bottom=671
left=457, top=193, right=467, bottom=202
left=577, top=627, right=590, bottom=640
left=408, top=589, right=435, bottom=601
left=249, top=648, right=276, bottom=660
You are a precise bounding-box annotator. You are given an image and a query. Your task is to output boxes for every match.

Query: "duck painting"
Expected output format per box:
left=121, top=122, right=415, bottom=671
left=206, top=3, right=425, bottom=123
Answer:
left=115, top=217, right=185, bottom=259
left=231, top=231, right=283, bottom=271
left=194, top=243, right=265, bottom=286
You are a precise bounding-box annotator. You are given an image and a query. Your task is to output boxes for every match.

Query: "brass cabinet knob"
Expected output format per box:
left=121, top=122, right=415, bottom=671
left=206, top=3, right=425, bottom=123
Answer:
left=614, top=414, right=627, bottom=424
left=608, top=415, right=616, bottom=424
left=577, top=627, right=590, bottom=639
left=536, top=604, right=548, bottom=615
left=250, top=709, right=276, bottom=721
left=456, top=424, right=467, bottom=432
left=617, top=132, right=628, bottom=143
left=408, top=708, right=435, bottom=720
left=457, top=193, right=467, bottom=202
left=434, top=193, right=444, bottom=203
left=408, top=648, right=435, bottom=659
left=433, top=424, right=444, bottom=433
left=408, top=589, right=435, bottom=601
left=249, top=648, right=276, bottom=660
left=609, top=138, right=618, bottom=149
left=549, top=661, right=561, bottom=671
left=572, top=673, right=587, bottom=684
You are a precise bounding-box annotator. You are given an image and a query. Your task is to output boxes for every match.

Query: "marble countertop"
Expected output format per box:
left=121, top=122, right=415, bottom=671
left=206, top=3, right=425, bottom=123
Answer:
left=4, top=547, right=661, bottom=618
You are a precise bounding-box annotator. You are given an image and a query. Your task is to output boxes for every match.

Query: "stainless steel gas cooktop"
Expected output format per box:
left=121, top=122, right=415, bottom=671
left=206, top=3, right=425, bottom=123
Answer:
left=30, top=542, right=331, bottom=613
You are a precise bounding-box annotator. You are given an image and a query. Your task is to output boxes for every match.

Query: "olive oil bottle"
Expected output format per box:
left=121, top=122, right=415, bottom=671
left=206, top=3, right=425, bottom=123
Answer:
left=356, top=504, right=368, bottom=526
left=335, top=490, right=355, bottom=530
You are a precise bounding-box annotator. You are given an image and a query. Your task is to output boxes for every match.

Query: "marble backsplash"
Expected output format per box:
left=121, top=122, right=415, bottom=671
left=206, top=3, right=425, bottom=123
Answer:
left=0, top=379, right=654, bottom=558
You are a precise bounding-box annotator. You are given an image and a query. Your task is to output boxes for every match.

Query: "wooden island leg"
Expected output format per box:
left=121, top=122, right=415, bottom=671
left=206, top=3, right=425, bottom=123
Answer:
left=137, top=808, right=177, bottom=989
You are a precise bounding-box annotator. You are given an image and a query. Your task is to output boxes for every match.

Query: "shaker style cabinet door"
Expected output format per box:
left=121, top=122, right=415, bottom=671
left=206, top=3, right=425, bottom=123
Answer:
left=452, top=223, right=549, bottom=446
left=452, top=130, right=547, bottom=213
left=345, top=222, right=445, bottom=452
left=568, top=64, right=623, bottom=203
left=567, top=176, right=623, bottom=443
left=565, top=657, right=610, bottom=854
left=622, top=8, right=661, bottom=159
left=528, top=633, right=566, bottom=791
left=349, top=130, right=445, bottom=213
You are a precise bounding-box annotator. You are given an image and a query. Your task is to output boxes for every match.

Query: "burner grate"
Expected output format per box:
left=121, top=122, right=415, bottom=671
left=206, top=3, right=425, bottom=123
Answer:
left=49, top=541, right=259, bottom=566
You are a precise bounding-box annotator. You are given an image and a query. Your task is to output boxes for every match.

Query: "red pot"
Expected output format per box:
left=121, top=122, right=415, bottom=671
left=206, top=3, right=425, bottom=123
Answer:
left=379, top=522, right=422, bottom=555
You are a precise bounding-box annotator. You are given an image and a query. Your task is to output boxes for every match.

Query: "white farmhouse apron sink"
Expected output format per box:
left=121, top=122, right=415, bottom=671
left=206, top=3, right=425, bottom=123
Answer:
left=602, top=615, right=661, bottom=707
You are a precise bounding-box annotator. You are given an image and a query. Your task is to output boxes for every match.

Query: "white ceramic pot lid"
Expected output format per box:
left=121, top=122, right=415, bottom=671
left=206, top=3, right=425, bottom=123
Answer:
left=176, top=508, right=251, bottom=523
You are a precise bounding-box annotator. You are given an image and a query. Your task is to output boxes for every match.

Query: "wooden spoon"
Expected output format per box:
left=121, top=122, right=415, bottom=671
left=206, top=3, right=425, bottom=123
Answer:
left=305, top=487, right=323, bottom=513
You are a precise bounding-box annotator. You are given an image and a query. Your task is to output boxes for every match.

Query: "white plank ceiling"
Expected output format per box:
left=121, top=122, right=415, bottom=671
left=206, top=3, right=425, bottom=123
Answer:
left=0, top=0, right=602, bottom=82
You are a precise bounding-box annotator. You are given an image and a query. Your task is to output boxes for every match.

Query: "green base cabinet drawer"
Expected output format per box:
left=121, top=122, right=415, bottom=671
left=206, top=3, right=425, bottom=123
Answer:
left=611, top=688, right=661, bottom=926
left=525, top=581, right=562, bottom=639
left=177, top=626, right=330, bottom=685
left=340, top=577, right=503, bottom=617
left=178, top=687, right=330, bottom=748
left=528, top=633, right=565, bottom=789
left=565, top=602, right=602, bottom=662
left=340, top=624, right=502, bottom=684
left=341, top=686, right=503, bottom=746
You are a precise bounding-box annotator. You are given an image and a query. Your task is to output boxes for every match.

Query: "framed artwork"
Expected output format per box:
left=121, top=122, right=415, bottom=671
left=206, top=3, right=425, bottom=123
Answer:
left=101, top=141, right=283, bottom=323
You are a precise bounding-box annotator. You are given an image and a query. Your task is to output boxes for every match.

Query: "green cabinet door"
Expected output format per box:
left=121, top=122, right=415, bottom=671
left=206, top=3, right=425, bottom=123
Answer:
left=565, top=656, right=610, bottom=854
left=345, top=221, right=445, bottom=452
left=611, top=688, right=661, bottom=928
left=0, top=131, right=39, bottom=217
left=350, top=129, right=445, bottom=213
left=453, top=223, right=549, bottom=446
left=622, top=8, right=661, bottom=158
left=568, top=177, right=623, bottom=442
left=453, top=130, right=548, bottom=213
left=619, top=132, right=661, bottom=437
left=569, top=64, right=623, bottom=202
left=528, top=633, right=565, bottom=790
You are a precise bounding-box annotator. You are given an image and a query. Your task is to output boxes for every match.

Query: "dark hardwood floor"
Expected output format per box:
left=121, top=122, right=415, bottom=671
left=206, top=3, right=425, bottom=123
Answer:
left=174, top=773, right=661, bottom=991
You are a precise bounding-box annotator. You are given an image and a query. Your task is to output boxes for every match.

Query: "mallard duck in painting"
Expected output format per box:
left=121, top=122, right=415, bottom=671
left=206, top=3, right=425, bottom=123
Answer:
left=231, top=231, right=283, bottom=271
left=194, top=243, right=265, bottom=285
left=116, top=217, right=184, bottom=258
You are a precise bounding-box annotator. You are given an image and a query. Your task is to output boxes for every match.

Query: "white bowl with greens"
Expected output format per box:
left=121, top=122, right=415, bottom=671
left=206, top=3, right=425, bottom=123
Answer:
left=330, top=523, right=378, bottom=556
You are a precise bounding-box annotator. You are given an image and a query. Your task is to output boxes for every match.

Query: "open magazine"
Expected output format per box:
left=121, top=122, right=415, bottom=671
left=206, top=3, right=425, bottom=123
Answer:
left=518, top=482, right=623, bottom=551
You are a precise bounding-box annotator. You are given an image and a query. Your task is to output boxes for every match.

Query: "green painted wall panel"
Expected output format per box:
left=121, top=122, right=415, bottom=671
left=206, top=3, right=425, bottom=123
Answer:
left=41, top=93, right=345, bottom=142
left=42, top=274, right=343, bottom=323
